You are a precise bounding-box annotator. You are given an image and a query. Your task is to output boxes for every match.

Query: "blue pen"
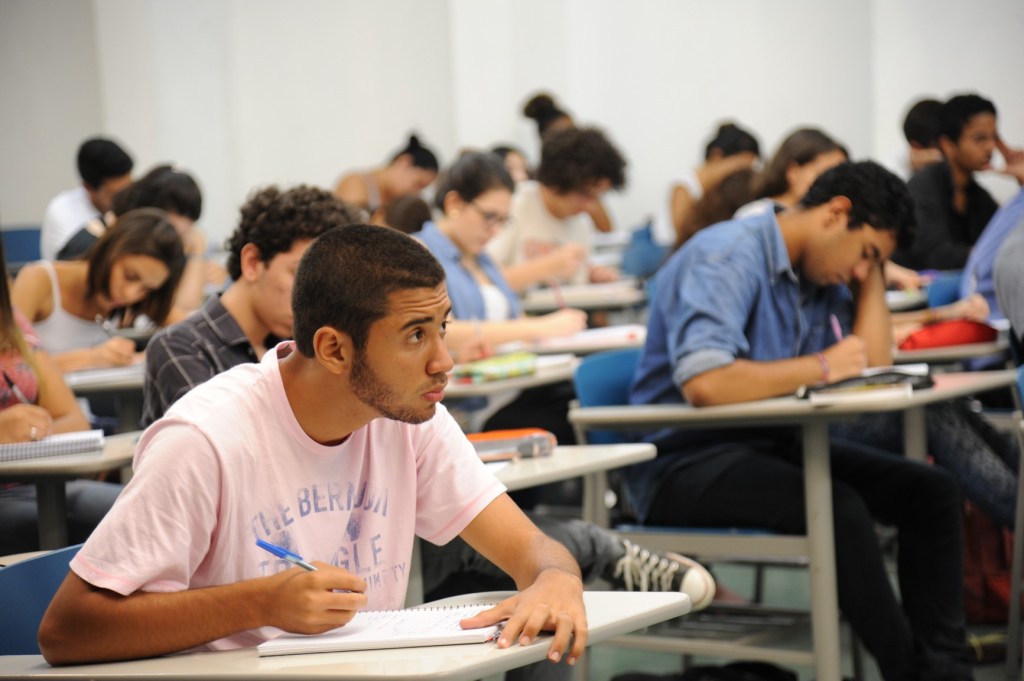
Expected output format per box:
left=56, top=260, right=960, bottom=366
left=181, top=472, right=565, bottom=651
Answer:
left=256, top=539, right=318, bottom=571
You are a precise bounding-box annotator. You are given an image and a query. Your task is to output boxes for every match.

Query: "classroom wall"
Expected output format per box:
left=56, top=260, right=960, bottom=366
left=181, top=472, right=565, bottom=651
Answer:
left=1, top=0, right=1022, bottom=243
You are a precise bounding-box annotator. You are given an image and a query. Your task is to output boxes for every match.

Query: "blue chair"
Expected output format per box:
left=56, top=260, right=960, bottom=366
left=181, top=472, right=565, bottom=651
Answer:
left=925, top=270, right=964, bottom=308
left=1, top=225, right=42, bottom=274
left=0, top=544, right=81, bottom=655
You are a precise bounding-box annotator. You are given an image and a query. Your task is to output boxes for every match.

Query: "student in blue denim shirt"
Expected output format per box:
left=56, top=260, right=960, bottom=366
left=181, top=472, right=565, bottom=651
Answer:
left=629, top=162, right=971, bottom=681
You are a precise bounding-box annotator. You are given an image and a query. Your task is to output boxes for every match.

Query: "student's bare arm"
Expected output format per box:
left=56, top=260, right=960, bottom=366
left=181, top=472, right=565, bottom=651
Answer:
left=850, top=264, right=893, bottom=366
left=458, top=494, right=588, bottom=665
left=683, top=339, right=869, bottom=407
left=38, top=566, right=367, bottom=665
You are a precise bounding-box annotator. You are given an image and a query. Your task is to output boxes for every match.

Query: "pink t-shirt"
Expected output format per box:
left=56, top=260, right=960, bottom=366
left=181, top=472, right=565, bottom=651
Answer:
left=71, top=342, right=505, bottom=650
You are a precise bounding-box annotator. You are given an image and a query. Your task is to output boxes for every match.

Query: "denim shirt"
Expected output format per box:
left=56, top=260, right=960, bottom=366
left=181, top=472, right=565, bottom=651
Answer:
left=414, top=222, right=521, bottom=320
left=625, top=211, right=853, bottom=519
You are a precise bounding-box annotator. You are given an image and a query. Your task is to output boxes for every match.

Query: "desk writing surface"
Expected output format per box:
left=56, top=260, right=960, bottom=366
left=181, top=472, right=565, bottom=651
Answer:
left=0, top=432, right=136, bottom=481
left=444, top=357, right=577, bottom=399
left=63, top=364, right=145, bottom=394
left=568, top=370, right=1016, bottom=430
left=0, top=591, right=688, bottom=680
left=893, top=339, right=1009, bottom=365
left=521, top=280, right=646, bottom=314
left=493, top=443, right=655, bottom=492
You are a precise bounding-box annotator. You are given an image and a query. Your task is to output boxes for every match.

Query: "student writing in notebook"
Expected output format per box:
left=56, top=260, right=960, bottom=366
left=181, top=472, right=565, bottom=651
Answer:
left=137, top=186, right=714, bottom=681
left=628, top=162, right=973, bottom=680
left=12, top=208, right=188, bottom=372
left=39, top=224, right=588, bottom=667
left=486, top=126, right=625, bottom=290
left=0, top=237, right=117, bottom=554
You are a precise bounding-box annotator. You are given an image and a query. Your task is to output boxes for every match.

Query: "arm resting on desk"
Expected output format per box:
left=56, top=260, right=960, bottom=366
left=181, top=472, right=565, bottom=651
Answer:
left=457, top=493, right=588, bottom=665
left=38, top=565, right=368, bottom=665
left=683, top=339, right=870, bottom=407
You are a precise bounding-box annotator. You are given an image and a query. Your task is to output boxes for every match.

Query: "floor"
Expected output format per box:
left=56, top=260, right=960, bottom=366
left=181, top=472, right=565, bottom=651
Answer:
left=583, top=563, right=1014, bottom=681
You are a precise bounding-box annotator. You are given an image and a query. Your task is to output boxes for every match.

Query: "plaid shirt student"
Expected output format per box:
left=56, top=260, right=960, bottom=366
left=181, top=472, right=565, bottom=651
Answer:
left=141, top=296, right=281, bottom=428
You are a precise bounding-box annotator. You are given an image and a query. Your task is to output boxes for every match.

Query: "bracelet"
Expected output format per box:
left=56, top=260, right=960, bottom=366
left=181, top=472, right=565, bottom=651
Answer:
left=815, top=352, right=829, bottom=382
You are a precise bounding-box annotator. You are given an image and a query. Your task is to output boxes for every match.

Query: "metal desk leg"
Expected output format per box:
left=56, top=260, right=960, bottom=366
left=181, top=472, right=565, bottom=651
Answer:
left=903, top=406, right=927, bottom=462
left=1006, top=410, right=1024, bottom=680
left=36, top=480, right=69, bottom=549
left=802, top=420, right=842, bottom=681
left=582, top=471, right=610, bottom=528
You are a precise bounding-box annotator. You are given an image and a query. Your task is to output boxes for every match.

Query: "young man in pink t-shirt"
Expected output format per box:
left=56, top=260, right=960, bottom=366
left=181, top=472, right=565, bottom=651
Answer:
left=39, top=224, right=588, bottom=668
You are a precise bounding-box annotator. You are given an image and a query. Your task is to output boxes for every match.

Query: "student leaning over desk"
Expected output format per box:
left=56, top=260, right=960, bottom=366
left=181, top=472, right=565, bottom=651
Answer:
left=628, top=162, right=972, bottom=681
left=12, top=208, right=188, bottom=372
left=0, top=236, right=117, bottom=554
left=39, top=224, right=587, bottom=667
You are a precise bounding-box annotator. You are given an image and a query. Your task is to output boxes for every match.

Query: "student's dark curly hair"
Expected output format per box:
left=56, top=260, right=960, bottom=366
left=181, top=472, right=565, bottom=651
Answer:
left=292, top=224, right=445, bottom=357
left=940, top=93, right=996, bottom=143
left=535, top=127, right=627, bottom=194
left=800, top=161, right=915, bottom=249
left=225, top=185, right=363, bottom=281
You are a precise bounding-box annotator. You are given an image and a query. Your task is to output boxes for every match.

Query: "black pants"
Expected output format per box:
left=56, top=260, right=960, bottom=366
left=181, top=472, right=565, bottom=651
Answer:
left=645, top=437, right=971, bottom=681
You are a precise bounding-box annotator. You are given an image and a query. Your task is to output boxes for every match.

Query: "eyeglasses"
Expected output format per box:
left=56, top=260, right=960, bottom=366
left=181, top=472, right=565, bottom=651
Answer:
left=467, top=202, right=512, bottom=229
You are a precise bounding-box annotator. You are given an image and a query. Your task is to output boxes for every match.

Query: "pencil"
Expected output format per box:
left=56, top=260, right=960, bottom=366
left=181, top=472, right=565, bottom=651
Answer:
left=547, top=278, right=566, bottom=310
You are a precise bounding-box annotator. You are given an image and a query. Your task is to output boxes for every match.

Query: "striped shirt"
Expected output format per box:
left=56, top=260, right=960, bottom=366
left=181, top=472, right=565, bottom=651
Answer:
left=142, top=296, right=279, bottom=427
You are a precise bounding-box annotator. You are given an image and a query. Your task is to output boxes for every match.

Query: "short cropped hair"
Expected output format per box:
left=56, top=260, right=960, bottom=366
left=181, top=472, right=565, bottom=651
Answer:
left=86, top=207, right=186, bottom=325
left=799, top=161, right=915, bottom=249
left=902, top=99, right=943, bottom=147
left=292, top=224, right=446, bottom=357
left=226, top=185, right=362, bottom=281
left=536, top=127, right=627, bottom=193
left=940, top=93, right=997, bottom=143
left=112, top=164, right=203, bottom=221
left=77, top=137, right=133, bottom=189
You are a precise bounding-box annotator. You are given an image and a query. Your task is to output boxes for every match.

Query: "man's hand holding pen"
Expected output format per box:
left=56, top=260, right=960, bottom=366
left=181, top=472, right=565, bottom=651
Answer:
left=261, top=562, right=368, bottom=635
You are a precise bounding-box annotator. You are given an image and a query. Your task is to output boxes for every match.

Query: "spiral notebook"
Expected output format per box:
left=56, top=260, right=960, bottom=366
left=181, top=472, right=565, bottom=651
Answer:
left=257, top=603, right=500, bottom=657
left=0, top=429, right=105, bottom=463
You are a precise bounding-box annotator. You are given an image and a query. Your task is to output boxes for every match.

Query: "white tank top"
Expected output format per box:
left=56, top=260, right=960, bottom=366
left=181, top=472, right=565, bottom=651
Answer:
left=31, top=261, right=110, bottom=354
left=479, top=283, right=511, bottom=322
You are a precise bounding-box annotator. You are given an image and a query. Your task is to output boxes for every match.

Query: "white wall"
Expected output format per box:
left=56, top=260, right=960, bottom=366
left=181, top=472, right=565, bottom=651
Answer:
left=1, top=0, right=1022, bottom=244
left=0, top=0, right=104, bottom=227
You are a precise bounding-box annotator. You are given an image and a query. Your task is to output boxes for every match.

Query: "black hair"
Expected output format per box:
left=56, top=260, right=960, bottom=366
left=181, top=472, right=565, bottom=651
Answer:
left=433, top=151, right=514, bottom=211
left=753, top=128, right=848, bottom=199
left=940, top=93, right=997, bottom=143
left=85, top=207, right=186, bottom=325
left=76, top=137, right=133, bottom=190
left=226, top=185, right=362, bottom=281
left=799, top=161, right=915, bottom=249
left=389, top=134, right=440, bottom=172
left=704, top=122, right=760, bottom=160
left=535, top=127, right=627, bottom=193
left=491, top=145, right=522, bottom=160
left=902, top=99, right=943, bottom=147
left=522, top=93, right=572, bottom=137
left=111, top=164, right=203, bottom=221
left=292, top=224, right=445, bottom=357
